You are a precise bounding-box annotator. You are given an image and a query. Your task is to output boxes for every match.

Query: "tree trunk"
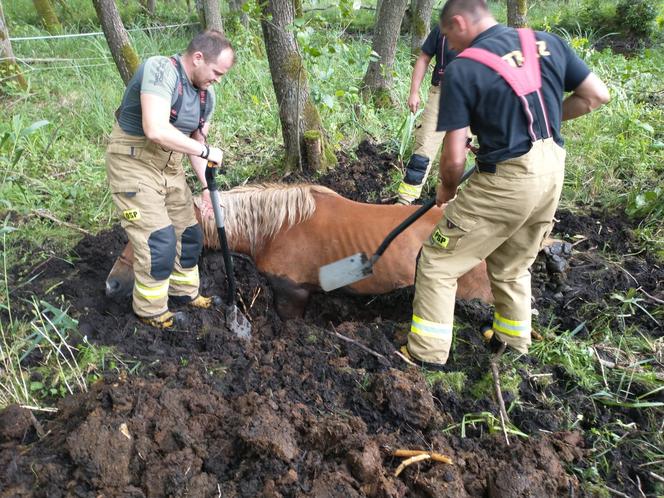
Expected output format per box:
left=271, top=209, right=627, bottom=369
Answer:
left=0, top=1, right=27, bottom=91
left=32, top=0, right=62, bottom=34
left=361, top=0, right=408, bottom=107
left=228, top=0, right=249, bottom=27
left=92, top=0, right=140, bottom=85
left=260, top=0, right=335, bottom=173
left=140, top=0, right=156, bottom=15
left=506, top=0, right=527, bottom=27
left=196, top=0, right=224, bottom=33
left=410, top=0, right=434, bottom=59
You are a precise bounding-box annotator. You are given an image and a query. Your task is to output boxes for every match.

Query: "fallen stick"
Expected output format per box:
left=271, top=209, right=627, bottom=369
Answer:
left=394, top=453, right=431, bottom=477
left=638, top=287, right=664, bottom=305
left=649, top=471, right=664, bottom=484
left=490, top=342, right=510, bottom=446
left=329, top=324, right=390, bottom=366
left=392, top=449, right=452, bottom=464
left=31, top=209, right=91, bottom=236
left=394, top=349, right=417, bottom=366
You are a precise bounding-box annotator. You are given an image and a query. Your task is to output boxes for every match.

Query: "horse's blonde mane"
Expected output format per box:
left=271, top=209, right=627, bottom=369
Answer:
left=195, top=183, right=338, bottom=255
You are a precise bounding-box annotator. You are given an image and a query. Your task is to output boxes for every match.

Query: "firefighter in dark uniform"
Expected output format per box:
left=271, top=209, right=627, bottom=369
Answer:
left=403, top=0, right=610, bottom=368
left=396, top=24, right=458, bottom=205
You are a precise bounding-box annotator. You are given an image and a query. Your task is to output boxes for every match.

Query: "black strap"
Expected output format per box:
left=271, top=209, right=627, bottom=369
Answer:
left=169, top=55, right=208, bottom=132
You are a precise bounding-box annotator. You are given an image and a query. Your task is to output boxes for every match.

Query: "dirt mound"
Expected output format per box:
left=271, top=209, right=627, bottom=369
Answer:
left=0, top=359, right=583, bottom=498
left=287, top=139, right=399, bottom=203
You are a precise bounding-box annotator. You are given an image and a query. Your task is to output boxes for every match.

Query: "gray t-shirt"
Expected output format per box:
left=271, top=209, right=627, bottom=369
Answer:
left=117, top=55, right=216, bottom=136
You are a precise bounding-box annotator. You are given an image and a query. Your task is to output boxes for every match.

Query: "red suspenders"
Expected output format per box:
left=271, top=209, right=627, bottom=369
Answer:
left=458, top=28, right=552, bottom=141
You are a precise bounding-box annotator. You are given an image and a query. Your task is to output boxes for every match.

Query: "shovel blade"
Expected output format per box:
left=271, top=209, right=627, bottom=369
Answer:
left=318, top=252, right=373, bottom=292
left=226, top=305, right=252, bottom=340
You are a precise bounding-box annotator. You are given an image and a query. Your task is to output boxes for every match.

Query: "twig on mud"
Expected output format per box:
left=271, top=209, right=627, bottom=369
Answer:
left=328, top=324, right=390, bottom=366
left=649, top=472, right=664, bottom=484
left=394, top=453, right=431, bottom=477
left=392, top=449, right=452, bottom=464
left=637, top=287, right=664, bottom=305
left=247, top=287, right=261, bottom=313
left=593, top=347, right=610, bottom=390
left=19, top=405, right=57, bottom=413
left=394, top=349, right=417, bottom=367
left=490, top=343, right=510, bottom=446
left=604, top=486, right=631, bottom=498
left=30, top=209, right=91, bottom=236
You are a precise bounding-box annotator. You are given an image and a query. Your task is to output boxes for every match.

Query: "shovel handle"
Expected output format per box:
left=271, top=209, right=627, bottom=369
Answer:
left=204, top=163, right=236, bottom=307
left=373, top=166, right=477, bottom=259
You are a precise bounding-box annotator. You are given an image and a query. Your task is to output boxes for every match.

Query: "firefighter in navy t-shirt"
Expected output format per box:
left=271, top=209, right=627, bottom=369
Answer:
left=396, top=25, right=458, bottom=205
left=402, top=0, right=609, bottom=369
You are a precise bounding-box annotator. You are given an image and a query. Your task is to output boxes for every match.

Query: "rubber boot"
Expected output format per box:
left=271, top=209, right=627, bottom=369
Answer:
left=139, top=310, right=188, bottom=330
left=170, top=294, right=223, bottom=309
left=399, top=345, right=446, bottom=372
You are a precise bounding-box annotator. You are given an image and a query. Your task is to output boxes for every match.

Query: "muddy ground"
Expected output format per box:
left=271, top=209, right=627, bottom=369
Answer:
left=1, top=141, right=662, bottom=497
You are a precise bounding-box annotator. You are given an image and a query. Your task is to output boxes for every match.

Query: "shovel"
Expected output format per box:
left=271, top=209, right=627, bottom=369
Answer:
left=319, top=166, right=476, bottom=292
left=205, top=163, right=252, bottom=339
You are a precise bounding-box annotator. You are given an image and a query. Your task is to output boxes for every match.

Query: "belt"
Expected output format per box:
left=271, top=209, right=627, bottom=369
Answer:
left=477, top=161, right=496, bottom=174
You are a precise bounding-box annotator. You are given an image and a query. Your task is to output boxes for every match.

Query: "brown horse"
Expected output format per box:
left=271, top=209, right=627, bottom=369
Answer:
left=105, top=184, right=494, bottom=318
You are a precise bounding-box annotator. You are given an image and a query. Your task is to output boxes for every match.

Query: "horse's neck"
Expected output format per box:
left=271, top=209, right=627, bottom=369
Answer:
left=195, top=203, right=253, bottom=256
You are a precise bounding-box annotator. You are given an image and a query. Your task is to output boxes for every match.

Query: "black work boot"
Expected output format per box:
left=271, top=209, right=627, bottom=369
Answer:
left=139, top=310, right=189, bottom=330
left=170, top=294, right=223, bottom=309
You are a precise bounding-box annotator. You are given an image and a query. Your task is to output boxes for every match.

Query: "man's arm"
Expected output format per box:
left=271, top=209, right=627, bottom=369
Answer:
left=436, top=128, right=468, bottom=206
left=141, top=93, right=208, bottom=156
left=562, top=72, right=610, bottom=121
left=408, top=52, right=433, bottom=113
left=141, top=93, right=223, bottom=165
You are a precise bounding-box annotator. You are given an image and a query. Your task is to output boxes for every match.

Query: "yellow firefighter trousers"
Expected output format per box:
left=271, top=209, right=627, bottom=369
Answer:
left=407, top=138, right=566, bottom=365
left=105, top=123, right=203, bottom=318
left=397, top=85, right=446, bottom=204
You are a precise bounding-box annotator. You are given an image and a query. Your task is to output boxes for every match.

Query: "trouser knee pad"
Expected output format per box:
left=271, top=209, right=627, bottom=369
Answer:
left=148, top=225, right=177, bottom=280
left=404, top=154, right=430, bottom=185
left=180, top=223, right=204, bottom=269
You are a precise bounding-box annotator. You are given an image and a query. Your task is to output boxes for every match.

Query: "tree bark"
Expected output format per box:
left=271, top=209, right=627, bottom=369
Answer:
left=92, top=0, right=140, bottom=85
left=141, top=0, right=156, bottom=15
left=361, top=0, right=408, bottom=107
left=32, top=0, right=62, bottom=34
left=410, top=0, right=434, bottom=59
left=196, top=0, right=224, bottom=34
left=506, top=0, right=527, bottom=28
left=228, top=0, right=249, bottom=27
left=260, top=0, right=335, bottom=173
left=0, top=1, right=27, bottom=91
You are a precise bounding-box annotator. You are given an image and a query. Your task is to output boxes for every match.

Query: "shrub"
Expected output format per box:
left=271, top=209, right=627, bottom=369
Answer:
left=615, top=0, right=658, bottom=40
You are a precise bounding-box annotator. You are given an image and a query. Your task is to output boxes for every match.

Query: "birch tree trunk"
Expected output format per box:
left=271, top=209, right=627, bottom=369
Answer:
left=32, top=0, right=62, bottom=34
left=361, top=0, right=408, bottom=107
left=196, top=0, right=224, bottom=34
left=410, top=0, right=434, bottom=58
left=92, top=0, right=140, bottom=85
left=260, top=0, right=335, bottom=173
left=507, top=0, right=527, bottom=27
left=0, top=1, right=27, bottom=91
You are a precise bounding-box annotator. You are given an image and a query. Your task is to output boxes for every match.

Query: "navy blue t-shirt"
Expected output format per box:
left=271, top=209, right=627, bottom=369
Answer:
left=437, top=25, right=590, bottom=164
left=421, top=25, right=457, bottom=86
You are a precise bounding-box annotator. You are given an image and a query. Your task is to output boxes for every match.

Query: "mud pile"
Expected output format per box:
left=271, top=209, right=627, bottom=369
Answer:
left=2, top=144, right=662, bottom=497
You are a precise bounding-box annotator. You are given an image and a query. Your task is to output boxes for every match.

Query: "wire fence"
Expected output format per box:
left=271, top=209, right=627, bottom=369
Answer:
left=9, top=22, right=199, bottom=42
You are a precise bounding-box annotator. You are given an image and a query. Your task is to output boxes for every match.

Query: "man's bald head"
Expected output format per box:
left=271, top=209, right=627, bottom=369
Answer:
left=440, top=0, right=490, bottom=27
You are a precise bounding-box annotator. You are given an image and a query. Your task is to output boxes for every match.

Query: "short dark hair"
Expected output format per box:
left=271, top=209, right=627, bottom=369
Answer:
left=186, top=30, right=234, bottom=63
left=439, top=0, right=489, bottom=26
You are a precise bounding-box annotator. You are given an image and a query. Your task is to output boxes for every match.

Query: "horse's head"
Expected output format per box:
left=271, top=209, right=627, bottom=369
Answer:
left=106, top=241, right=134, bottom=298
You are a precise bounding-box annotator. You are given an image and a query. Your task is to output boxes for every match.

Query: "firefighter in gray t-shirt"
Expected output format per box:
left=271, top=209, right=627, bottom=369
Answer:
left=105, top=30, right=234, bottom=329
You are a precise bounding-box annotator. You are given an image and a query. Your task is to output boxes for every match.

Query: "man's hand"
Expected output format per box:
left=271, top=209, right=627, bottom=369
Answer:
left=200, top=188, right=213, bottom=218
left=207, top=146, right=223, bottom=166
left=436, top=182, right=457, bottom=207
left=407, top=92, right=421, bottom=113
